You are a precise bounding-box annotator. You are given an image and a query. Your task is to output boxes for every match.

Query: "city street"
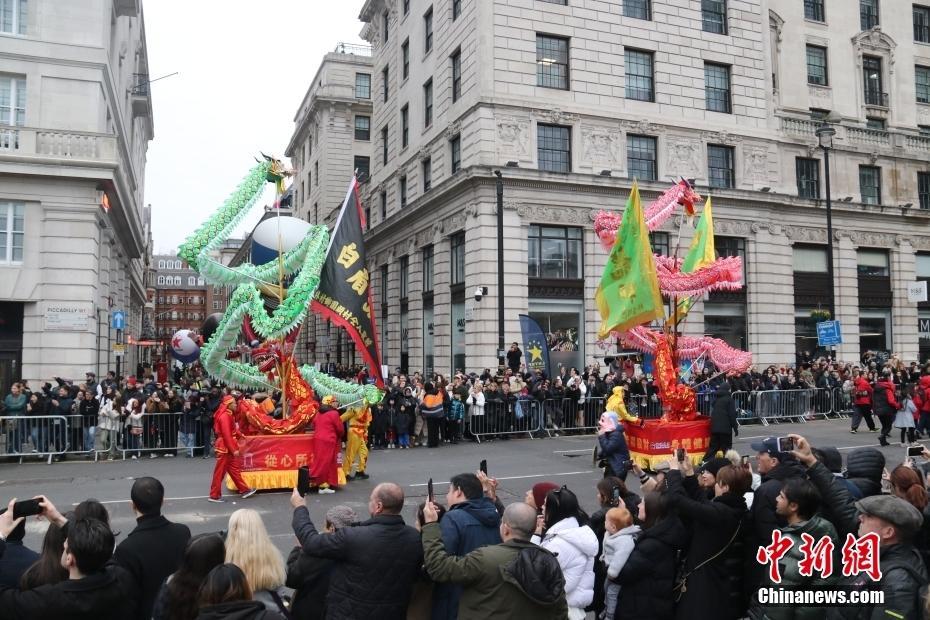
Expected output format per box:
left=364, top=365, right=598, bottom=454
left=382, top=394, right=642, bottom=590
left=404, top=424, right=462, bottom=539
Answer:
left=0, top=416, right=917, bottom=556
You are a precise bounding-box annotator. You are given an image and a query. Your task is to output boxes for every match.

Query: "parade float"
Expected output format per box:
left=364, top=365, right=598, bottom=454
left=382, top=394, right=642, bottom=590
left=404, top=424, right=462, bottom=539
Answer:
left=177, top=157, right=383, bottom=490
left=594, top=180, right=752, bottom=468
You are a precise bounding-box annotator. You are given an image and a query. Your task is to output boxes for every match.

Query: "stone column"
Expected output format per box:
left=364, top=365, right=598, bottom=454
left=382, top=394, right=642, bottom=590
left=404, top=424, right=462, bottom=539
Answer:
left=891, top=238, right=919, bottom=360
left=748, top=224, right=795, bottom=366
left=408, top=242, right=423, bottom=373
left=584, top=220, right=609, bottom=361
left=834, top=232, right=860, bottom=361
left=433, top=233, right=451, bottom=376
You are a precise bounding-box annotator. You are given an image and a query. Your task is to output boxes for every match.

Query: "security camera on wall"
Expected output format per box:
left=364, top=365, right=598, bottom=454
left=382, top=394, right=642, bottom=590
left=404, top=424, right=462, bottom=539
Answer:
left=474, top=286, right=488, bottom=302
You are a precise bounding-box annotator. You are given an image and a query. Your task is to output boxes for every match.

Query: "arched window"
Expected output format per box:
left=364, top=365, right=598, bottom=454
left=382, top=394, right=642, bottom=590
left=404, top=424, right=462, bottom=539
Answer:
left=171, top=311, right=178, bottom=320
left=174, top=276, right=181, bottom=286
left=188, top=276, right=195, bottom=286
left=157, top=276, right=165, bottom=285
left=197, top=277, right=205, bottom=286
left=158, top=260, right=165, bottom=269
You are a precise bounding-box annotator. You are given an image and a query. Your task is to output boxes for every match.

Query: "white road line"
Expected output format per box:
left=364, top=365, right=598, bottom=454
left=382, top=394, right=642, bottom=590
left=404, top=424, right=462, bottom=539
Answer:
left=86, top=492, right=291, bottom=506
left=409, top=470, right=596, bottom=487
left=553, top=449, right=592, bottom=454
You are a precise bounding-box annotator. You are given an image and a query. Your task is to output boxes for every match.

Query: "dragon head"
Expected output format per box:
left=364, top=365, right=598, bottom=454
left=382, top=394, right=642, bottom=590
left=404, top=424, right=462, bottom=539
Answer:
left=250, top=340, right=293, bottom=373
left=678, top=178, right=702, bottom=216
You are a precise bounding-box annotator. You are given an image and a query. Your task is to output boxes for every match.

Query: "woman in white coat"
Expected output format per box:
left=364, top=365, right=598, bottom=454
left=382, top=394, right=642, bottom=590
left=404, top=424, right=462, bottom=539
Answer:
left=532, top=485, right=599, bottom=619
left=465, top=380, right=485, bottom=436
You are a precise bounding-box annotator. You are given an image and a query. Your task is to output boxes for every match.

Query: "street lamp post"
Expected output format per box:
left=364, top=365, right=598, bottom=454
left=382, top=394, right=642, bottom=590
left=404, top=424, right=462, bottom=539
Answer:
left=816, top=122, right=837, bottom=339
left=494, top=170, right=505, bottom=372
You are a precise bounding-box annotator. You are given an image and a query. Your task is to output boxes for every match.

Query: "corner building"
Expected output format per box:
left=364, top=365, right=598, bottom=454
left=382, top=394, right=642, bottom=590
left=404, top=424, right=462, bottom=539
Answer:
left=349, top=0, right=930, bottom=376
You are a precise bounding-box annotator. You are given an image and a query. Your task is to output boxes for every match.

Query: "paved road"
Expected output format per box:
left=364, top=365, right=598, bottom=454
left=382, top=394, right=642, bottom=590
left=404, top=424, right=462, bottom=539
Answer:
left=0, top=416, right=914, bottom=556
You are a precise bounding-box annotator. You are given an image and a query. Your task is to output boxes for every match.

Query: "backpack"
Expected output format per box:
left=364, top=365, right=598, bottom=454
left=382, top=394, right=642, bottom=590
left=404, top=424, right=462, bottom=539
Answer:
left=872, top=384, right=893, bottom=416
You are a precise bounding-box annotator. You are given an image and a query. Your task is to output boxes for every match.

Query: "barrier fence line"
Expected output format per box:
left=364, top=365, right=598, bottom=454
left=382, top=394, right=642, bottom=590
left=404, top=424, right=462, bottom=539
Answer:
left=0, top=388, right=864, bottom=463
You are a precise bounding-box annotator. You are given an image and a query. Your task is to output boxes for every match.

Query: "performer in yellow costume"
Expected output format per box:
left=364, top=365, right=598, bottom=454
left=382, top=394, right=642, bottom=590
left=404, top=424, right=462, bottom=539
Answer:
left=341, top=405, right=372, bottom=480
left=605, top=386, right=643, bottom=425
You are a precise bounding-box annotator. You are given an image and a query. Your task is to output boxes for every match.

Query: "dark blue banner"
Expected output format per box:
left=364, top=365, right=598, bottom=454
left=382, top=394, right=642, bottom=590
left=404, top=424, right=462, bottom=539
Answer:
left=519, top=314, right=551, bottom=378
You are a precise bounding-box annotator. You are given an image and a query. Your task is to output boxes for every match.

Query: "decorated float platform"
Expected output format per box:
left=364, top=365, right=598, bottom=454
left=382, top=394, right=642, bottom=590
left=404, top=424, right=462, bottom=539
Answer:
left=224, top=432, right=348, bottom=490
left=625, top=417, right=711, bottom=470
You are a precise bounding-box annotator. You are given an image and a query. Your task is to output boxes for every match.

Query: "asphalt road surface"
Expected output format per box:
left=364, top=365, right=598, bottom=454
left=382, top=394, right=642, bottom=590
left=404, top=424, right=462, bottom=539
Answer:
left=0, top=416, right=914, bottom=556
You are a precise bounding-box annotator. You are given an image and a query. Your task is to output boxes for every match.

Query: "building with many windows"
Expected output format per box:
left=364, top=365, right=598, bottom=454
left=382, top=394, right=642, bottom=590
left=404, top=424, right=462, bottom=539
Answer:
left=0, top=0, right=154, bottom=389
left=152, top=254, right=226, bottom=356
left=323, top=0, right=930, bottom=376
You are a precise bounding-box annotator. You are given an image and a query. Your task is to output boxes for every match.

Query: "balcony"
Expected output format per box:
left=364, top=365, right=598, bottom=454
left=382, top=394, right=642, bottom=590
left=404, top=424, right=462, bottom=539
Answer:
left=334, top=42, right=372, bottom=57
left=131, top=74, right=152, bottom=119
left=781, top=117, right=819, bottom=138
left=0, top=125, right=118, bottom=163
left=847, top=126, right=890, bottom=148
left=864, top=90, right=888, bottom=108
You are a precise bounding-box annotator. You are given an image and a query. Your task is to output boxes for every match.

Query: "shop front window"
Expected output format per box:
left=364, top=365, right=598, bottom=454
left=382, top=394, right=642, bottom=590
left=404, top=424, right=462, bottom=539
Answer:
left=528, top=300, right=584, bottom=372
left=704, top=302, right=746, bottom=351
left=860, top=310, right=891, bottom=356
left=451, top=301, right=466, bottom=373
left=423, top=304, right=434, bottom=376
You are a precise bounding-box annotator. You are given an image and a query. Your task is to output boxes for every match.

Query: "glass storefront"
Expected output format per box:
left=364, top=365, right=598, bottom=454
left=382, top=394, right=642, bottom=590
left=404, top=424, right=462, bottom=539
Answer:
left=859, top=310, right=891, bottom=356
left=794, top=309, right=829, bottom=360
left=400, top=306, right=409, bottom=373
left=451, top=300, right=466, bottom=374
left=423, top=303, right=434, bottom=376
left=919, top=311, right=929, bottom=363
left=528, top=299, right=584, bottom=373
left=703, top=302, right=747, bottom=351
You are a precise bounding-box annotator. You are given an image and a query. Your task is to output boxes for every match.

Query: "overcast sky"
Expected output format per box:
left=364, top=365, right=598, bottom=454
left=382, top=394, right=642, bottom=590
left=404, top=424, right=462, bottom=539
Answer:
left=143, top=1, right=367, bottom=254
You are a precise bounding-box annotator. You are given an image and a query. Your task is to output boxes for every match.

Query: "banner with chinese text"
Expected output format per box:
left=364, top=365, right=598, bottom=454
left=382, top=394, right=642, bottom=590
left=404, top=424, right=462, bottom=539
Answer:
left=624, top=418, right=711, bottom=469
left=310, top=176, right=385, bottom=387
left=226, top=433, right=347, bottom=490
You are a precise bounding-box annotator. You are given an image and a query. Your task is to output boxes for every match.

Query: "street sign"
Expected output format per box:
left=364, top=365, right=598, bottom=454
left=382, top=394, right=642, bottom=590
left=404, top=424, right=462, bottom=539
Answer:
left=908, top=281, right=928, bottom=303
left=816, top=320, right=843, bottom=346
left=111, top=310, right=126, bottom=330
left=112, top=343, right=125, bottom=357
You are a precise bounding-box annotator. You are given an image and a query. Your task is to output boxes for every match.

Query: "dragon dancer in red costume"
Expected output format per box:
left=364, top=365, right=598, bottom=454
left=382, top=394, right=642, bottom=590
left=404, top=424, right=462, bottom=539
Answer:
left=208, top=392, right=257, bottom=502
left=310, top=395, right=344, bottom=494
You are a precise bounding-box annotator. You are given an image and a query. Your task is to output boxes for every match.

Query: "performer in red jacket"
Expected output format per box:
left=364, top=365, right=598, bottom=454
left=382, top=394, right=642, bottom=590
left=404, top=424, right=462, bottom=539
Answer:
left=208, top=393, right=256, bottom=502
left=310, top=395, right=344, bottom=494
left=850, top=370, right=877, bottom=433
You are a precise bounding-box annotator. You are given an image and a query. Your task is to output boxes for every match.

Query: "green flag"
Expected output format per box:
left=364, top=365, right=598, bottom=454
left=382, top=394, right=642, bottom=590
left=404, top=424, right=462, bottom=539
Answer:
left=596, top=182, right=665, bottom=339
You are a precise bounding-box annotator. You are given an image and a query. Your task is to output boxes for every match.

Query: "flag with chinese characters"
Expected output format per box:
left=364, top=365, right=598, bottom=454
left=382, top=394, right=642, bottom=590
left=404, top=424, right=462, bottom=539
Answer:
left=595, top=181, right=665, bottom=340
left=310, top=176, right=385, bottom=388
left=675, top=197, right=716, bottom=321
left=519, top=314, right=551, bottom=378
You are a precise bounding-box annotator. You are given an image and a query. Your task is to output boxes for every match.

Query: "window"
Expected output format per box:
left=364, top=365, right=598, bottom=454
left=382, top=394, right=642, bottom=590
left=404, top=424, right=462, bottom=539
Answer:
left=861, top=0, right=879, bottom=30
left=451, top=48, right=462, bottom=103
left=424, top=7, right=433, bottom=53
left=627, top=135, right=657, bottom=181
left=0, top=0, right=26, bottom=35
left=0, top=76, right=26, bottom=127
left=625, top=0, right=651, bottom=20
left=625, top=49, right=654, bottom=101
left=707, top=144, right=735, bottom=189
left=527, top=226, right=583, bottom=279
left=796, top=158, right=820, bottom=199
left=649, top=231, right=669, bottom=256
left=174, top=276, right=182, bottom=286
left=917, top=5, right=930, bottom=43
left=806, top=45, right=828, bottom=86
left=400, top=255, right=409, bottom=298
left=715, top=236, right=747, bottom=280
left=450, top=134, right=461, bottom=173
left=314, top=161, right=318, bottom=184
left=401, top=105, right=409, bottom=147
left=382, top=66, right=390, bottom=102
left=213, top=301, right=220, bottom=310
left=423, top=79, right=433, bottom=127
left=158, top=260, right=165, bottom=269
left=805, top=0, right=825, bottom=22
left=400, top=176, right=408, bottom=208
left=538, top=0, right=567, bottom=4
left=355, top=73, right=371, bottom=99
left=422, top=245, right=434, bottom=292
left=866, top=117, right=886, bottom=130
left=857, top=249, right=889, bottom=276
left=402, top=39, right=410, bottom=79
left=453, top=0, right=461, bottom=19
left=354, top=156, right=370, bottom=181
left=380, top=190, right=387, bottom=219
left=383, top=11, right=389, bottom=42
left=157, top=276, right=165, bottom=286
left=702, top=0, right=727, bottom=34
left=422, top=157, right=432, bottom=191
left=354, top=115, right=370, bottom=141
left=863, top=56, right=884, bottom=105
left=859, top=165, right=881, bottom=204
left=536, top=34, right=570, bottom=90
left=792, top=246, right=828, bottom=273
left=810, top=108, right=830, bottom=121
left=537, top=124, right=571, bottom=173
left=197, top=278, right=204, bottom=286
left=381, top=126, right=388, bottom=164
left=365, top=205, right=371, bottom=229
left=705, top=63, right=731, bottom=113
left=188, top=276, right=195, bottom=286
left=450, top=233, right=465, bottom=284
left=919, top=172, right=930, bottom=209
left=918, top=65, right=930, bottom=103
left=919, top=125, right=930, bottom=136
left=403, top=0, right=409, bottom=14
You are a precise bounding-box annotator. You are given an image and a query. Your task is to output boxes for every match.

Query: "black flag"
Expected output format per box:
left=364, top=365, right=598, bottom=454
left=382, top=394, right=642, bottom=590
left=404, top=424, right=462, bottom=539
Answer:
left=310, top=176, right=385, bottom=388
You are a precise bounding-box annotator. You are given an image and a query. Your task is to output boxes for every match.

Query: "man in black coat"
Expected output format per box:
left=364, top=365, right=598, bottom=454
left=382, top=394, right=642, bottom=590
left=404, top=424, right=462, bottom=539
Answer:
left=703, top=383, right=738, bottom=462
left=0, top=506, right=135, bottom=619
left=0, top=516, right=36, bottom=588
left=113, top=477, right=191, bottom=620
left=290, top=482, right=422, bottom=619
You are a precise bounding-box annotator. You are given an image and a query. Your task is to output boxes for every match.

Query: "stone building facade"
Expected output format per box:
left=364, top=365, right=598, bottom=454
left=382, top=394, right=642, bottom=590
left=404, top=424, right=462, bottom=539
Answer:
left=344, top=0, right=930, bottom=376
left=0, top=0, right=154, bottom=389
left=286, top=43, right=374, bottom=366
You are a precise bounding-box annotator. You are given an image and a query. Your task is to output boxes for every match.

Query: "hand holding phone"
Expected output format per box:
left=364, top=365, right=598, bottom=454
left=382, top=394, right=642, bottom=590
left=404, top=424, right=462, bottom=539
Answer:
left=676, top=448, right=685, bottom=462
left=611, top=487, right=621, bottom=505
left=479, top=459, right=488, bottom=476
left=740, top=455, right=750, bottom=467
left=297, top=466, right=311, bottom=497
left=428, top=478, right=434, bottom=504
left=776, top=437, right=795, bottom=453
left=13, top=499, right=42, bottom=519
left=907, top=446, right=924, bottom=458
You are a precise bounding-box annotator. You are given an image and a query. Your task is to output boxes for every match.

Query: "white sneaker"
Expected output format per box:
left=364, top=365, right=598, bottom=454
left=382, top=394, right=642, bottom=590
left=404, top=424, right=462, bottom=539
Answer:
left=319, top=488, right=336, bottom=494
left=131, top=455, right=138, bottom=460
left=165, top=453, right=175, bottom=458
left=149, top=453, right=158, bottom=459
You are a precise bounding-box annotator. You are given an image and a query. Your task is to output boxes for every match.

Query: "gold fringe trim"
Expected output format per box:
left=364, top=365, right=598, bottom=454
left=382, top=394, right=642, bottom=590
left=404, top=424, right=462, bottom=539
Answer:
left=225, top=468, right=347, bottom=491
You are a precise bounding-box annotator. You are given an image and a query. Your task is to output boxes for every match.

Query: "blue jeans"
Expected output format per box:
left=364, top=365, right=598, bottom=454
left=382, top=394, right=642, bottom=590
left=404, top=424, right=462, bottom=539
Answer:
left=177, top=431, right=196, bottom=457
left=83, top=426, right=95, bottom=452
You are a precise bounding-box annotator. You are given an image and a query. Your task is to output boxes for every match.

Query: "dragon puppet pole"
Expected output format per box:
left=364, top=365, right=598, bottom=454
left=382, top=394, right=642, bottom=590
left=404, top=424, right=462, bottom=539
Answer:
left=274, top=178, right=291, bottom=418
left=691, top=369, right=728, bottom=391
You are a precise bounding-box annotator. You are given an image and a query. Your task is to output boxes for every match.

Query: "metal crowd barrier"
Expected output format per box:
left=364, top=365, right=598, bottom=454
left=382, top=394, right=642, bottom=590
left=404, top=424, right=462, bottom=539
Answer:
left=732, top=388, right=837, bottom=426
left=469, top=399, right=542, bottom=442
left=0, top=415, right=68, bottom=463
left=117, top=411, right=204, bottom=460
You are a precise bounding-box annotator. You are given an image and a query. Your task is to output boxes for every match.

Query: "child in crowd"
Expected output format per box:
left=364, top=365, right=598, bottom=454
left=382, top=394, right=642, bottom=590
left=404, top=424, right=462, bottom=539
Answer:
left=599, top=506, right=640, bottom=620
left=447, top=392, right=465, bottom=445
left=894, top=384, right=918, bottom=445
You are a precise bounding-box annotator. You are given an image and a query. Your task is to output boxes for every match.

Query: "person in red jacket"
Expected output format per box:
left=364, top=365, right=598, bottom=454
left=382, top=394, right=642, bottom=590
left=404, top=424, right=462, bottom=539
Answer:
left=309, top=395, right=344, bottom=494
left=872, top=370, right=901, bottom=447
left=914, top=375, right=930, bottom=438
left=208, top=393, right=256, bottom=502
left=851, top=369, right=877, bottom=433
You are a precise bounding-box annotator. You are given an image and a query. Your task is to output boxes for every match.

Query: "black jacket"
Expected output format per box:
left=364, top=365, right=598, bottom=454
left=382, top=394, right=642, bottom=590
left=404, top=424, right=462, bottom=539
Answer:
left=113, top=514, right=191, bottom=620
left=292, top=506, right=422, bottom=620
left=667, top=471, right=749, bottom=620
left=750, top=459, right=807, bottom=546
left=844, top=448, right=885, bottom=499
left=196, top=600, right=285, bottom=620
left=0, top=539, right=135, bottom=620
left=0, top=541, right=38, bottom=588
left=286, top=545, right=334, bottom=620
left=709, top=386, right=738, bottom=435
left=615, top=515, right=689, bottom=620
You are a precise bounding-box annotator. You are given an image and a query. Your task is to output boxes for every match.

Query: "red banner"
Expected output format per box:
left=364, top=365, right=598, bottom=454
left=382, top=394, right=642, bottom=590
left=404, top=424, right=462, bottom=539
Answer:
left=625, top=417, right=711, bottom=468
left=238, top=434, right=315, bottom=472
